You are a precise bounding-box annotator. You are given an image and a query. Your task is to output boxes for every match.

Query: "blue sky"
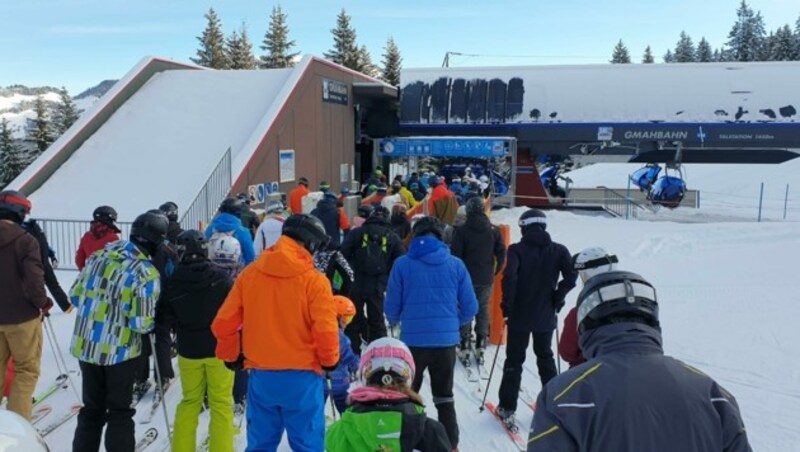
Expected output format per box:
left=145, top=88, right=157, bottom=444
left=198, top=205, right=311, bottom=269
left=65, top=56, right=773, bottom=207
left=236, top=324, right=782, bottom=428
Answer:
left=2, top=0, right=799, bottom=94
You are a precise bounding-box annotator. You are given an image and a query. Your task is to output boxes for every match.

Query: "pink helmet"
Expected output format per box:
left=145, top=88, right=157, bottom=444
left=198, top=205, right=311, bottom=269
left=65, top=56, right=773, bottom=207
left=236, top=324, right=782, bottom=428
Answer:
left=358, top=337, right=416, bottom=386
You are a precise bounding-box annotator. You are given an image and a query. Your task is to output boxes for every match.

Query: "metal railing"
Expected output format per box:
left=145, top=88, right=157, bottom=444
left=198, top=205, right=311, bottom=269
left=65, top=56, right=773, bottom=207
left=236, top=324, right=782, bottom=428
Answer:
left=602, top=188, right=638, bottom=219
left=33, top=219, right=134, bottom=271
left=180, top=147, right=232, bottom=230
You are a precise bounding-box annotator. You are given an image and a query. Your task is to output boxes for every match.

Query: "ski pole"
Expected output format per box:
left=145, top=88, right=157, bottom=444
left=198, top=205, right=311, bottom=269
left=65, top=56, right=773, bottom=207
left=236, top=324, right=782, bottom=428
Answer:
left=555, top=321, right=562, bottom=375
left=326, top=376, right=337, bottom=421
left=150, top=334, right=173, bottom=450
left=479, top=324, right=506, bottom=412
left=44, top=317, right=82, bottom=403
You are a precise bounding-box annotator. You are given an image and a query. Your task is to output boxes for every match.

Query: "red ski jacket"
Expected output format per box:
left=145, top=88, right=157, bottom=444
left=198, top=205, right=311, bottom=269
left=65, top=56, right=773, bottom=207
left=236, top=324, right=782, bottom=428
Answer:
left=558, top=307, right=586, bottom=368
left=76, top=222, right=119, bottom=270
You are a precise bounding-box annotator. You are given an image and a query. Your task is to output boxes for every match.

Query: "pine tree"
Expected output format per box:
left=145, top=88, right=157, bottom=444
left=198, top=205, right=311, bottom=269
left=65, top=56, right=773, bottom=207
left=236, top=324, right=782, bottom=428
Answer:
left=767, top=25, right=797, bottom=61
left=381, top=37, right=402, bottom=85
left=610, top=40, right=631, bottom=64
left=696, top=37, right=713, bottom=62
left=0, top=118, right=25, bottom=187
left=795, top=16, right=800, bottom=59
left=663, top=49, right=674, bottom=63
left=31, top=95, right=52, bottom=154
left=356, top=45, right=378, bottom=77
left=726, top=0, right=766, bottom=61
left=192, top=8, right=229, bottom=69
left=259, top=5, right=299, bottom=69
left=227, top=23, right=257, bottom=69
left=642, top=46, right=655, bottom=63
left=53, top=86, right=79, bottom=135
left=324, top=9, right=360, bottom=70
left=673, top=31, right=696, bottom=62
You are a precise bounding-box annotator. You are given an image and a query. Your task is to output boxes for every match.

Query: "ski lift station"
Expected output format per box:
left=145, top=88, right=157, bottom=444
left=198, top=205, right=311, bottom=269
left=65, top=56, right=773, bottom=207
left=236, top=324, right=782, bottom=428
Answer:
left=8, top=57, right=800, bottom=227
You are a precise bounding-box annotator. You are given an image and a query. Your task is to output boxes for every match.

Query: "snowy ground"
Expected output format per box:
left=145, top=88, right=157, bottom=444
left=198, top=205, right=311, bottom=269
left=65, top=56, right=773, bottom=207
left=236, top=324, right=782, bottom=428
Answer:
left=34, top=205, right=800, bottom=451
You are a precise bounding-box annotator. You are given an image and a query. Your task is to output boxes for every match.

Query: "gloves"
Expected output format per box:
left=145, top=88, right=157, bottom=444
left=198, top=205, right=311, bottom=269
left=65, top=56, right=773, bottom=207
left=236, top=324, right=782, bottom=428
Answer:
left=224, top=354, right=245, bottom=371
left=41, top=298, right=54, bottom=317
left=554, top=299, right=565, bottom=313
left=322, top=358, right=341, bottom=373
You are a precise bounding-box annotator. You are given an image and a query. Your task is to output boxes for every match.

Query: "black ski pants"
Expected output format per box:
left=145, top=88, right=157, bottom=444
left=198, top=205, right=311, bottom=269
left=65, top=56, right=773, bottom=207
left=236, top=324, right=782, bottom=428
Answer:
left=410, top=346, right=459, bottom=448
left=134, top=323, right=174, bottom=383
left=73, top=358, right=138, bottom=452
left=498, top=329, right=557, bottom=412
left=345, top=287, right=387, bottom=354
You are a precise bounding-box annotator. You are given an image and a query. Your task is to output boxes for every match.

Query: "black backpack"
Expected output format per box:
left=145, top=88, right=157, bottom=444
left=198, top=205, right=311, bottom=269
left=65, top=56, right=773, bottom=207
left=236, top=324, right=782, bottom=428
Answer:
left=356, top=227, right=391, bottom=276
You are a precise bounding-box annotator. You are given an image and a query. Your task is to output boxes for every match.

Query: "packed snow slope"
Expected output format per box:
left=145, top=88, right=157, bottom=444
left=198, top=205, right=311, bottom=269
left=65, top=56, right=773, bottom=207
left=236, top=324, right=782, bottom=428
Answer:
left=565, top=158, right=800, bottom=222
left=26, top=69, right=292, bottom=221
left=39, top=207, right=799, bottom=451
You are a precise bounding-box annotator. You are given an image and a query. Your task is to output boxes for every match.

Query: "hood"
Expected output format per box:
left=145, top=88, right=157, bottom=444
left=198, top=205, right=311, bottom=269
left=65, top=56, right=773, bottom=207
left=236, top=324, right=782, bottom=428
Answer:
left=90, top=221, right=119, bottom=238
left=521, top=226, right=552, bottom=247
left=0, top=221, right=26, bottom=248
left=465, top=213, right=492, bottom=232
left=407, top=236, right=449, bottom=264
left=170, top=260, right=221, bottom=290
left=580, top=322, right=664, bottom=360
left=315, top=196, right=338, bottom=211
left=363, top=216, right=390, bottom=228
left=254, top=235, right=315, bottom=278
left=210, top=212, right=243, bottom=233
left=102, top=240, right=150, bottom=263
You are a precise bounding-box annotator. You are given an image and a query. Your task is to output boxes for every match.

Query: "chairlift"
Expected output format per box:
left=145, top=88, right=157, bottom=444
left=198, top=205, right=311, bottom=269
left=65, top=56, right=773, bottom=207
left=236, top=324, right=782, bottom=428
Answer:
left=648, top=165, right=686, bottom=209
left=540, top=165, right=568, bottom=199
left=630, top=164, right=662, bottom=192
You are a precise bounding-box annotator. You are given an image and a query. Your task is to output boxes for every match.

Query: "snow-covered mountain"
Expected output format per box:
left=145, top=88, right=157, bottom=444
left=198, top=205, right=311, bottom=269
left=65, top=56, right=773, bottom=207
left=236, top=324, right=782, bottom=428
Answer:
left=0, top=80, right=116, bottom=139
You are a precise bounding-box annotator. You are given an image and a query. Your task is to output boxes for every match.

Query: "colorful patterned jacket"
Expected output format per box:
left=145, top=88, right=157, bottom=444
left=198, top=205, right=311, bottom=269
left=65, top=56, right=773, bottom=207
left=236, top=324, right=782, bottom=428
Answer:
left=69, top=240, right=160, bottom=366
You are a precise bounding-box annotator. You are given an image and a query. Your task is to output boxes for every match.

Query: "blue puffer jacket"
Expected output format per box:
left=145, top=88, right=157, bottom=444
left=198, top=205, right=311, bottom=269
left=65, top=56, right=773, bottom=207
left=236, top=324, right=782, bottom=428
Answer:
left=324, top=329, right=360, bottom=398
left=385, top=236, right=477, bottom=347
left=204, top=212, right=256, bottom=265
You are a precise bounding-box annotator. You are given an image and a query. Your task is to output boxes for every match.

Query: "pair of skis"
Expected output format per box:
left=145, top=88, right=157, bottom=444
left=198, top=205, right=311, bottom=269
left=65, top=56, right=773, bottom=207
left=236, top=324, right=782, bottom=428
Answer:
left=484, top=389, right=538, bottom=451
left=32, top=373, right=69, bottom=407
left=38, top=403, right=82, bottom=437
left=139, top=381, right=171, bottom=424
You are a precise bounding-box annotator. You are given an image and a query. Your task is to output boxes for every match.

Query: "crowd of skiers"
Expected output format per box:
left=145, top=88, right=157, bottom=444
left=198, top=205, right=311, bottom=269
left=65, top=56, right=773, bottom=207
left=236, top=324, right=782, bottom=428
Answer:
left=0, top=172, right=753, bottom=452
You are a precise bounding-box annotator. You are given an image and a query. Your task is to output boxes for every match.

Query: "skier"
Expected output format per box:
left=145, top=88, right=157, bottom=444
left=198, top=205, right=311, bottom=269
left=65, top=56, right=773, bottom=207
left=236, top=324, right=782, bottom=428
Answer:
left=253, top=200, right=286, bottom=254
left=158, top=230, right=235, bottom=452
left=288, top=177, right=310, bottom=214
left=236, top=193, right=261, bottom=238
left=409, top=182, right=426, bottom=202
left=338, top=186, right=351, bottom=204
left=340, top=206, right=404, bottom=354
left=495, top=209, right=577, bottom=430
left=22, top=218, right=73, bottom=313
left=325, top=337, right=452, bottom=451
left=528, top=271, right=752, bottom=451
left=559, top=247, right=619, bottom=368
left=451, top=196, right=506, bottom=366
left=310, top=191, right=350, bottom=248
left=397, top=180, right=418, bottom=208
left=384, top=216, right=478, bottom=450
left=158, top=201, right=183, bottom=244
left=362, top=183, right=388, bottom=207
left=0, top=190, right=51, bottom=421
left=314, top=241, right=354, bottom=297
left=204, top=197, right=256, bottom=269
left=69, top=210, right=164, bottom=452
left=75, top=205, right=121, bottom=270
left=211, top=214, right=340, bottom=452
left=380, top=182, right=405, bottom=210
left=389, top=203, right=411, bottom=243
left=427, top=176, right=459, bottom=226
left=323, top=296, right=360, bottom=415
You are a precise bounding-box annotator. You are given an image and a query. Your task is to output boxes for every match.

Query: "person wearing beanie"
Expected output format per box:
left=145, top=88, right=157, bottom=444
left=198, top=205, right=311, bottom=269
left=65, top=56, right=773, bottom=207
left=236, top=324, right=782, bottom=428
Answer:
left=494, top=208, right=577, bottom=431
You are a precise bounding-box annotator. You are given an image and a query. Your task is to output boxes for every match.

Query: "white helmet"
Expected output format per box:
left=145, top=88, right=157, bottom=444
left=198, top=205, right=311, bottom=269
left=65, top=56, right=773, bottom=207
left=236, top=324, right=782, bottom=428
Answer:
left=574, top=247, right=618, bottom=280
left=358, top=337, right=416, bottom=386
left=0, top=410, right=49, bottom=451
left=479, top=175, right=490, bottom=183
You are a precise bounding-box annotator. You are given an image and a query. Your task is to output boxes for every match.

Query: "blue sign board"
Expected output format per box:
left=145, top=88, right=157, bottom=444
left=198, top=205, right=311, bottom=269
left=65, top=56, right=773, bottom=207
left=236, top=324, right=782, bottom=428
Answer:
left=379, top=138, right=508, bottom=158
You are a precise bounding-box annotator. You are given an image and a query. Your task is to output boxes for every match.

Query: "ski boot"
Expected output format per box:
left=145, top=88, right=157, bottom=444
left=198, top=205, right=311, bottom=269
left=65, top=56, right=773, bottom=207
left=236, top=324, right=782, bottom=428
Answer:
left=475, top=336, right=486, bottom=366
left=458, top=337, right=471, bottom=365
left=495, top=406, right=519, bottom=433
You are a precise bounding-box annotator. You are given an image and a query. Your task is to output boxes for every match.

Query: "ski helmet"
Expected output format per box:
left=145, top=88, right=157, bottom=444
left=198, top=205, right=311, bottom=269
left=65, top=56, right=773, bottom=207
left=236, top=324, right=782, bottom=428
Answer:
left=93, top=205, right=120, bottom=231
left=334, top=295, right=356, bottom=326
left=412, top=216, right=444, bottom=240
left=518, top=208, right=547, bottom=231
left=376, top=184, right=388, bottom=194
left=130, top=210, right=169, bottom=252
left=357, top=204, right=374, bottom=219
left=576, top=270, right=659, bottom=334
left=465, top=196, right=486, bottom=216
left=176, top=229, right=208, bottom=263
left=236, top=192, right=254, bottom=206
left=409, top=182, right=419, bottom=191
left=370, top=205, right=390, bottom=220
left=0, top=410, right=48, bottom=452
left=340, top=186, right=351, bottom=196
left=358, top=337, right=416, bottom=386
left=158, top=201, right=179, bottom=222
left=219, top=197, right=245, bottom=218
left=265, top=200, right=284, bottom=215
left=573, top=247, right=619, bottom=281
left=0, top=190, right=32, bottom=223
left=282, top=214, right=330, bottom=254
left=319, top=181, right=331, bottom=192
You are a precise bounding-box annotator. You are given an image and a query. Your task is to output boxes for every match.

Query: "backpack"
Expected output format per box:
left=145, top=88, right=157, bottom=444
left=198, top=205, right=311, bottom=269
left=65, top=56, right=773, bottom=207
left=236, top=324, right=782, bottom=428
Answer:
left=208, top=230, right=242, bottom=276
left=357, top=228, right=390, bottom=276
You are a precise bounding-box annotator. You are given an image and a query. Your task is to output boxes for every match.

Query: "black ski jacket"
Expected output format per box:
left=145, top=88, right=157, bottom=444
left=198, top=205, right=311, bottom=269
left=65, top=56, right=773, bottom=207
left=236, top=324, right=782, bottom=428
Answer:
left=311, top=196, right=343, bottom=247
left=166, top=221, right=183, bottom=245
left=157, top=260, right=233, bottom=359
left=502, top=227, right=576, bottom=332
left=529, top=323, right=752, bottom=452
left=450, top=213, right=506, bottom=286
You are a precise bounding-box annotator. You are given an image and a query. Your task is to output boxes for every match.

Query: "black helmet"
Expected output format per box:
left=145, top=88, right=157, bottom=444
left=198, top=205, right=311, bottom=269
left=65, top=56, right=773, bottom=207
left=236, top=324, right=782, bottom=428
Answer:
left=0, top=190, right=32, bottom=223
left=176, top=229, right=208, bottom=263
left=158, top=202, right=179, bottom=222
left=131, top=210, right=169, bottom=252
left=518, top=208, right=547, bottom=231
left=465, top=196, right=485, bottom=216
left=357, top=205, right=374, bottom=219
left=93, top=205, right=119, bottom=228
left=370, top=205, right=390, bottom=220
left=412, top=216, right=444, bottom=240
left=576, top=270, right=659, bottom=334
left=219, top=197, right=244, bottom=218
left=282, top=214, right=330, bottom=253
